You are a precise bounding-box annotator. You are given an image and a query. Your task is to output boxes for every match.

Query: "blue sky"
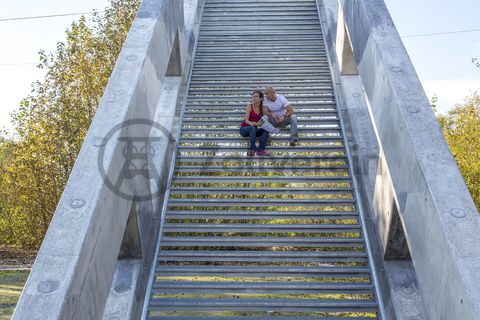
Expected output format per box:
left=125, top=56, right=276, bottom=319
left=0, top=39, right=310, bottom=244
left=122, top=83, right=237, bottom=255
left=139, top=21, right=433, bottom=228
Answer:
left=384, top=0, right=480, bottom=112
left=0, top=0, right=479, bottom=130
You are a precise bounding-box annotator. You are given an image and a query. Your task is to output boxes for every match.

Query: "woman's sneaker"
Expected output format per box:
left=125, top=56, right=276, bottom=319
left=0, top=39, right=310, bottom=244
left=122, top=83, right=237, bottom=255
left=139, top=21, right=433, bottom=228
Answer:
left=256, top=150, right=269, bottom=156
left=247, top=150, right=256, bottom=156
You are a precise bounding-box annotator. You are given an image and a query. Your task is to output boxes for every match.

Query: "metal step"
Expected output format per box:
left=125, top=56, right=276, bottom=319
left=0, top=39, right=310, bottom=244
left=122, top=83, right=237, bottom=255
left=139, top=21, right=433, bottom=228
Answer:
left=175, top=155, right=345, bottom=161
left=204, top=0, right=319, bottom=3
left=154, top=282, right=373, bottom=294
left=184, top=101, right=337, bottom=108
left=173, top=166, right=348, bottom=172
left=190, top=75, right=332, bottom=80
left=162, top=223, right=359, bottom=234
left=176, top=146, right=344, bottom=152
left=192, top=64, right=331, bottom=70
left=164, top=213, right=357, bottom=223
left=156, top=251, right=367, bottom=263
left=203, top=5, right=318, bottom=10
left=172, top=177, right=351, bottom=184
left=196, top=40, right=325, bottom=44
left=195, top=48, right=326, bottom=53
left=166, top=199, right=355, bottom=209
left=148, top=298, right=377, bottom=312
left=186, top=97, right=335, bottom=103
left=159, top=236, right=364, bottom=248
left=154, top=266, right=371, bottom=278
left=169, top=190, right=352, bottom=197
left=187, top=87, right=333, bottom=94
left=179, top=135, right=341, bottom=141
left=164, top=210, right=357, bottom=220
left=193, top=56, right=328, bottom=61
left=179, top=128, right=341, bottom=135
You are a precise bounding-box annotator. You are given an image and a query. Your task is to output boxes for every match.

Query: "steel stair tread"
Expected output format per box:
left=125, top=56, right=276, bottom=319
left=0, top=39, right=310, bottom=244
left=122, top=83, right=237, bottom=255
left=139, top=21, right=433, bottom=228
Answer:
left=160, top=236, right=364, bottom=248
left=172, top=177, right=351, bottom=183
left=169, top=187, right=352, bottom=193
left=167, top=199, right=354, bottom=204
left=175, top=155, right=346, bottom=160
left=165, top=224, right=360, bottom=229
left=179, top=137, right=342, bottom=142
left=148, top=298, right=377, bottom=312
left=157, top=250, right=367, bottom=260
left=173, top=166, right=348, bottom=172
left=152, top=280, right=373, bottom=291
left=165, top=210, right=358, bottom=219
left=155, top=265, right=371, bottom=275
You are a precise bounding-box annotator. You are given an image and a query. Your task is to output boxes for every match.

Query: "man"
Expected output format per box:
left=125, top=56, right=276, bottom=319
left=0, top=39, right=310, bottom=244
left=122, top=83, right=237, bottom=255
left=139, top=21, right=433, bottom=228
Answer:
left=262, top=86, right=299, bottom=146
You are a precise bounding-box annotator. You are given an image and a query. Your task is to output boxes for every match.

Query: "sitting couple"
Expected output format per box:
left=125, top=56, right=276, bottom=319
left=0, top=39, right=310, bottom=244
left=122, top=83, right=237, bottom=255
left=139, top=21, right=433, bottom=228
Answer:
left=240, top=86, right=299, bottom=156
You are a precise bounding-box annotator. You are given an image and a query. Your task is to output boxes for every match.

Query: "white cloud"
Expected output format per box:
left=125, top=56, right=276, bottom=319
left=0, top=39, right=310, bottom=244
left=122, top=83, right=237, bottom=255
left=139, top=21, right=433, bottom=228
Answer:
left=422, top=79, right=480, bottom=114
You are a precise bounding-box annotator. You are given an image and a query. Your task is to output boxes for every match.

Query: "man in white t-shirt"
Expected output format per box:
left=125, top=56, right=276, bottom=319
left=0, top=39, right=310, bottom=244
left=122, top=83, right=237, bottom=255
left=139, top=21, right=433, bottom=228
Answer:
left=262, top=86, right=299, bottom=146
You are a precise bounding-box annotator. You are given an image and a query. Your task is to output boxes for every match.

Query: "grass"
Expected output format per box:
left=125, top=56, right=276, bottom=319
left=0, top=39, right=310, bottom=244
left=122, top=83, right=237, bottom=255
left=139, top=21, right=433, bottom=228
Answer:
left=0, top=270, right=29, bottom=320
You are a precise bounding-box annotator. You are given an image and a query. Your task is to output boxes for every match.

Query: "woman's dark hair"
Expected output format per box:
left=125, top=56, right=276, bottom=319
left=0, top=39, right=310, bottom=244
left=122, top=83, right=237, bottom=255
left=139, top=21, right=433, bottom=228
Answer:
left=251, top=90, right=264, bottom=116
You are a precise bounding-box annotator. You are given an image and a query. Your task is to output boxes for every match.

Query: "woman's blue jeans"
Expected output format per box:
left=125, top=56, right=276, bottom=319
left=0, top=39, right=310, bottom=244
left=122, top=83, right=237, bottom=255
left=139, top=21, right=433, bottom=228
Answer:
left=239, top=125, right=269, bottom=151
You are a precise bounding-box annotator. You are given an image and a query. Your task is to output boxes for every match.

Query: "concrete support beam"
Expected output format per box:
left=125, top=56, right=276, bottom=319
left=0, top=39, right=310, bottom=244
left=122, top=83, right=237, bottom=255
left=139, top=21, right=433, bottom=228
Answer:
left=184, top=0, right=203, bottom=55
left=12, top=1, right=186, bottom=319
left=320, top=0, right=480, bottom=319
left=335, top=8, right=358, bottom=75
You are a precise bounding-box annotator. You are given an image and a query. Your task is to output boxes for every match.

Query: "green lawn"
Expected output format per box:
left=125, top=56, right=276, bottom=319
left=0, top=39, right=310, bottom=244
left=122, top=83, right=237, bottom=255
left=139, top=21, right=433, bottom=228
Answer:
left=0, top=270, right=29, bottom=320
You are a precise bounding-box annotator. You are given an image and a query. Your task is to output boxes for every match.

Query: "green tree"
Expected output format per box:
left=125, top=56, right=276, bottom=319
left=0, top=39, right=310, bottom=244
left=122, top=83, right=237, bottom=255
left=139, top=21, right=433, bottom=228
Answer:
left=0, top=137, right=14, bottom=166
left=0, top=0, right=140, bottom=249
left=0, top=137, right=15, bottom=242
left=437, top=93, right=480, bottom=211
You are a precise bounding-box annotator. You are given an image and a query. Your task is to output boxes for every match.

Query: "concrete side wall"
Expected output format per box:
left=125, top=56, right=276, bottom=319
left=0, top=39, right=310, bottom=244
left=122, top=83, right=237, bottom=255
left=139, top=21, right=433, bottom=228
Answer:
left=321, top=0, right=480, bottom=319
left=12, top=1, right=186, bottom=319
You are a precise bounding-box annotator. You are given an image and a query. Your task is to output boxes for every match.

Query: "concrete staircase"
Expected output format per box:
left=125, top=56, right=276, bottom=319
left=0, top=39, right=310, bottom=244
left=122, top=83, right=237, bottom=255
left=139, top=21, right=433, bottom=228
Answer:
left=144, top=0, right=382, bottom=318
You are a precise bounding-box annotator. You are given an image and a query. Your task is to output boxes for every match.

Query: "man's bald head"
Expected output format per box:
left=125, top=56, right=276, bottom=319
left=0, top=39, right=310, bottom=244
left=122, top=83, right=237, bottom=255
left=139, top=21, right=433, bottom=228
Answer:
left=265, top=86, right=276, bottom=101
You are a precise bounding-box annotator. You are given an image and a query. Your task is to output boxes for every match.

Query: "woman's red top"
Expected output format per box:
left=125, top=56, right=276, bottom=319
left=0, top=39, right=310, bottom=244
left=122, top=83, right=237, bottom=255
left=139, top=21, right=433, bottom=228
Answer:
left=240, top=104, right=262, bottom=127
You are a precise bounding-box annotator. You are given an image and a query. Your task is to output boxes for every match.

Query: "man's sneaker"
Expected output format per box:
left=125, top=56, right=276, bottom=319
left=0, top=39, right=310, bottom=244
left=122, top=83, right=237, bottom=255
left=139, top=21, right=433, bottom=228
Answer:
left=290, top=139, right=299, bottom=147
left=247, top=150, right=256, bottom=156
left=267, top=137, right=272, bottom=146
left=256, top=150, right=269, bottom=156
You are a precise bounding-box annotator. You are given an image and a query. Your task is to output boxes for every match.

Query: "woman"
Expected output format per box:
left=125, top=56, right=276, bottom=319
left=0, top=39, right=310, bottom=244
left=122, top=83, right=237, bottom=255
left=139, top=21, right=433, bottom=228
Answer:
left=240, top=90, right=269, bottom=156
